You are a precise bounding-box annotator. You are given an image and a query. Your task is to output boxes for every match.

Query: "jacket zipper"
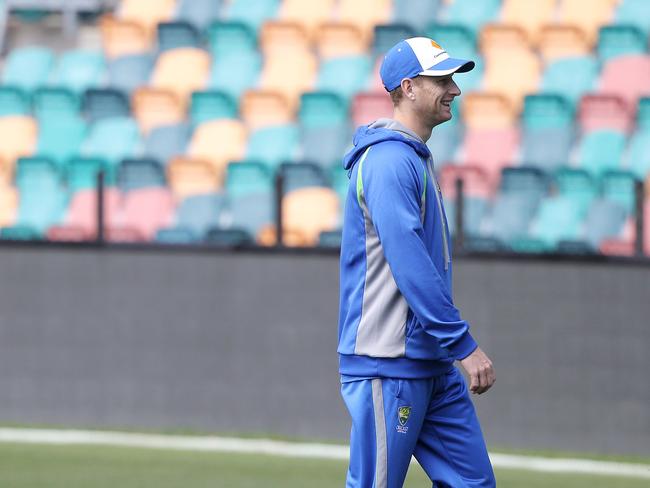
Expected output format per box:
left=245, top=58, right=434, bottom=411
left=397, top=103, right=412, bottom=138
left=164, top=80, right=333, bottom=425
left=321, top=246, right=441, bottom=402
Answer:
left=425, top=157, right=450, bottom=271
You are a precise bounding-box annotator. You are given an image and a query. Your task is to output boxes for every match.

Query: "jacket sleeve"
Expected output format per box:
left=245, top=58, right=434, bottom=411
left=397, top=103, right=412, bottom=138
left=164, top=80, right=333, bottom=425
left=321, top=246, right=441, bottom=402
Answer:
left=361, top=145, right=477, bottom=360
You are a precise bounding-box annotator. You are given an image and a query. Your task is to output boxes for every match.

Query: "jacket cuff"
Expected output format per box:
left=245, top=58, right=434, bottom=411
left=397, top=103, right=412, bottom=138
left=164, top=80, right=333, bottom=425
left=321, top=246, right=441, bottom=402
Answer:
left=449, top=331, right=478, bottom=360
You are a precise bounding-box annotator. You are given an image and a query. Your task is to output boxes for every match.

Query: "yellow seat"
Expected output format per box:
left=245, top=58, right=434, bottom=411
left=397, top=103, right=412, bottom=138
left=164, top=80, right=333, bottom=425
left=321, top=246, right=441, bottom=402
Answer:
left=132, top=88, right=184, bottom=134
left=338, top=0, right=391, bottom=41
left=240, top=90, right=293, bottom=130
left=260, top=48, right=317, bottom=109
left=118, top=0, right=176, bottom=35
left=501, top=0, right=556, bottom=45
left=480, top=24, right=530, bottom=59
left=100, top=16, right=151, bottom=58
left=558, top=0, right=616, bottom=45
left=187, top=119, right=247, bottom=182
left=151, top=48, right=211, bottom=103
left=539, top=25, right=590, bottom=62
left=0, top=182, right=17, bottom=227
left=0, top=116, right=37, bottom=180
left=167, top=156, right=221, bottom=199
left=317, top=22, right=367, bottom=59
left=462, top=92, right=517, bottom=129
left=260, top=21, right=311, bottom=55
left=483, top=49, right=540, bottom=110
left=279, top=0, right=335, bottom=39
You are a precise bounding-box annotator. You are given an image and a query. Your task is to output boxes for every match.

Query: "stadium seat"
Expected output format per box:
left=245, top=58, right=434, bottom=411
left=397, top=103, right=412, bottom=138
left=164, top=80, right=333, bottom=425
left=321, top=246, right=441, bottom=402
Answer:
left=260, top=47, right=317, bottom=108
left=0, top=86, right=29, bottom=116
left=351, top=92, right=393, bottom=127
left=32, top=87, right=81, bottom=122
left=107, top=54, right=154, bottom=93
left=50, top=50, right=106, bottom=93
left=132, top=87, right=184, bottom=133
left=615, top=0, right=650, bottom=35
left=392, top=0, right=441, bottom=33
left=187, top=119, right=247, bottom=180
left=118, top=0, right=176, bottom=34
left=462, top=92, right=516, bottom=129
left=501, top=0, right=556, bottom=44
left=157, top=21, right=201, bottom=52
left=579, top=94, right=633, bottom=133
left=442, top=0, right=500, bottom=31
left=143, top=123, right=191, bottom=165
left=428, top=104, right=463, bottom=166
left=207, top=21, right=258, bottom=57
left=175, top=193, right=225, bottom=236
left=117, top=157, right=166, bottom=192
left=301, top=124, right=350, bottom=169
left=582, top=198, right=627, bottom=248
left=37, top=116, right=87, bottom=165
left=555, top=167, right=598, bottom=216
left=439, top=165, right=491, bottom=200
left=330, top=164, right=350, bottom=204
left=626, top=130, right=650, bottom=179
left=372, top=24, right=417, bottom=59
left=480, top=24, right=530, bottom=58
left=167, top=156, right=220, bottom=199
left=444, top=195, right=489, bottom=238
left=81, top=116, right=140, bottom=165
left=462, top=129, right=520, bottom=184
left=225, top=0, right=280, bottom=31
left=483, top=48, right=540, bottom=109
left=260, top=20, right=310, bottom=54
left=0, top=116, right=37, bottom=181
left=558, top=0, right=617, bottom=45
left=176, top=0, right=223, bottom=32
left=299, top=91, right=348, bottom=128
left=522, top=94, right=574, bottom=130
left=426, top=24, right=477, bottom=60
left=479, top=193, right=538, bottom=243
left=49, top=188, right=121, bottom=240
left=317, top=56, right=372, bottom=100
left=279, top=162, right=329, bottom=193
left=317, top=22, right=367, bottom=60
left=100, top=16, right=151, bottom=58
left=0, top=179, right=17, bottom=228
left=601, top=169, right=638, bottom=215
left=599, top=55, right=650, bottom=107
left=500, top=166, right=548, bottom=201
left=227, top=191, right=274, bottom=237
left=240, top=90, right=292, bottom=129
left=225, top=160, right=273, bottom=198
left=318, top=229, right=342, bottom=248
left=541, top=56, right=598, bottom=103
left=461, top=236, right=507, bottom=253
left=111, top=187, right=175, bottom=241
left=576, top=129, right=626, bottom=176
left=338, top=0, right=391, bottom=42
left=538, top=25, right=590, bottom=62
left=155, top=226, right=199, bottom=244
left=637, top=97, right=650, bottom=131
left=278, top=0, right=334, bottom=38
left=246, top=124, right=299, bottom=169
left=66, top=157, right=112, bottom=193
left=204, top=227, right=254, bottom=246
left=0, top=225, right=43, bottom=241
left=209, top=49, right=262, bottom=100
left=2, top=47, right=54, bottom=90
left=529, top=195, right=583, bottom=246
left=151, top=48, right=211, bottom=103
left=190, top=90, right=238, bottom=125
left=83, top=88, right=131, bottom=122
left=597, top=25, right=647, bottom=62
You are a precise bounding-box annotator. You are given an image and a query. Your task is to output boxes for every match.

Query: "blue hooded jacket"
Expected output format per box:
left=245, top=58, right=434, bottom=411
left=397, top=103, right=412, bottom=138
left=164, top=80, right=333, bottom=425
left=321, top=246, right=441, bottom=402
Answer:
left=338, top=119, right=477, bottom=379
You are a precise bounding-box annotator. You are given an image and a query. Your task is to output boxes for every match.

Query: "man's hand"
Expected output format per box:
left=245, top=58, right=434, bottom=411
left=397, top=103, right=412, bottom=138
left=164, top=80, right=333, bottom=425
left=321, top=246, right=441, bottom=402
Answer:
left=459, top=347, right=495, bottom=395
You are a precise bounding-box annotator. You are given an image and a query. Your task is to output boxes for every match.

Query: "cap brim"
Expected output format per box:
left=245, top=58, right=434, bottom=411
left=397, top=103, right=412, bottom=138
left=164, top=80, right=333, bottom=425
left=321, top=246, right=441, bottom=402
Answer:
left=419, top=57, right=475, bottom=77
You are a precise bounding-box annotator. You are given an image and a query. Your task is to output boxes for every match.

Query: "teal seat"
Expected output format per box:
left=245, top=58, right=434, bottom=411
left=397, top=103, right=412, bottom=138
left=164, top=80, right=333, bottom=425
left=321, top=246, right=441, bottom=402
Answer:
left=462, top=236, right=507, bottom=253
left=600, top=169, right=638, bottom=215
left=225, top=161, right=273, bottom=198
left=66, top=157, right=113, bottom=192
left=226, top=0, right=280, bottom=32
left=32, top=87, right=81, bottom=122
left=117, top=158, right=166, bottom=192
left=626, top=130, right=650, bottom=179
left=302, top=125, right=350, bottom=169
left=83, top=88, right=131, bottom=122
left=444, top=196, right=488, bottom=237
left=144, top=123, right=191, bottom=165
left=426, top=24, right=477, bottom=60
left=204, top=227, right=253, bottom=246
left=50, top=50, right=105, bottom=93
left=108, top=54, right=154, bottom=93
left=541, top=57, right=598, bottom=103
left=177, top=0, right=223, bottom=31
left=444, top=0, right=500, bottom=30
left=157, top=21, right=201, bottom=52
left=373, top=24, right=417, bottom=58
left=500, top=166, right=548, bottom=202
left=454, top=57, right=483, bottom=93
left=155, top=226, right=199, bottom=243
left=330, top=165, right=350, bottom=204
left=616, top=0, right=650, bottom=35
left=317, top=56, right=372, bottom=100
left=529, top=195, right=583, bottom=246
left=577, top=130, right=626, bottom=176
left=82, top=117, right=140, bottom=167
left=522, top=94, right=574, bottom=130
left=582, top=198, right=627, bottom=248
left=207, top=21, right=257, bottom=57
left=2, top=47, right=54, bottom=90
left=190, top=90, right=238, bottom=124
left=228, top=192, right=274, bottom=236
left=37, top=116, right=87, bottom=164
left=0, top=225, right=42, bottom=241
left=318, top=229, right=342, bottom=248
left=176, top=193, right=225, bottom=236
left=393, top=0, right=442, bottom=33
left=299, top=91, right=348, bottom=128
left=636, top=97, right=650, bottom=131
left=0, top=86, right=29, bottom=116
left=479, top=193, right=538, bottom=242
left=597, top=25, right=647, bottom=62
left=554, top=167, right=598, bottom=217
left=428, top=103, right=462, bottom=165
left=209, top=51, right=261, bottom=99
left=246, top=125, right=299, bottom=169
left=280, top=162, right=328, bottom=193
left=509, top=237, right=552, bottom=254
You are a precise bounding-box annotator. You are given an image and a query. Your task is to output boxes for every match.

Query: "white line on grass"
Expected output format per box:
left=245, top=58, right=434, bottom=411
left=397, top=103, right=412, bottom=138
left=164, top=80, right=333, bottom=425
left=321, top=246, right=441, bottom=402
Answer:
left=0, top=428, right=648, bottom=479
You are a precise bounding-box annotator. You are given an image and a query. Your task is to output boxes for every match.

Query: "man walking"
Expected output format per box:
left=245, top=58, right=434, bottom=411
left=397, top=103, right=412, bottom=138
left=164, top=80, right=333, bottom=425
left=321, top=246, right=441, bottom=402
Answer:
left=338, top=38, right=496, bottom=487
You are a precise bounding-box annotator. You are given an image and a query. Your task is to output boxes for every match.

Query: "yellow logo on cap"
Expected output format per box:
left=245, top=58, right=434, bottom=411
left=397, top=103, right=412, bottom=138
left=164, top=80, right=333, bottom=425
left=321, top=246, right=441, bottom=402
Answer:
left=430, top=40, right=442, bottom=49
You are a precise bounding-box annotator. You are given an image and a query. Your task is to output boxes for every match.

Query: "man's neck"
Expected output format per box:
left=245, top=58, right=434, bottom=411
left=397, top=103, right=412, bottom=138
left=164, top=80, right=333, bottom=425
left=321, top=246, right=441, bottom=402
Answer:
left=393, top=108, right=433, bottom=143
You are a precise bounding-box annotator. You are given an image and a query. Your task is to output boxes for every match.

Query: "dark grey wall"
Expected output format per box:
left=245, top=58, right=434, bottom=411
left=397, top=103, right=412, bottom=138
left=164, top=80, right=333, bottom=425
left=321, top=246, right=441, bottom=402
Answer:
left=0, top=247, right=648, bottom=456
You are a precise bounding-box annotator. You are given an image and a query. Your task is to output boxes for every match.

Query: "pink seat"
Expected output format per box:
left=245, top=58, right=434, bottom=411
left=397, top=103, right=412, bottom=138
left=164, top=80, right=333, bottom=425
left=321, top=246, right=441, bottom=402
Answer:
left=578, top=94, right=633, bottom=133
left=439, top=164, right=492, bottom=200
left=51, top=188, right=122, bottom=238
left=47, top=225, right=93, bottom=242
left=599, top=55, right=650, bottom=108
left=461, top=128, right=520, bottom=185
left=599, top=238, right=634, bottom=256
left=105, top=225, right=147, bottom=242
left=352, top=92, right=393, bottom=126
left=117, top=187, right=175, bottom=240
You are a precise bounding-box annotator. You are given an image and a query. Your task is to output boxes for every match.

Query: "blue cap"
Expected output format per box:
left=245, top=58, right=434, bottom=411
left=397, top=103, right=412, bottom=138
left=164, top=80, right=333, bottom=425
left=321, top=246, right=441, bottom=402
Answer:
left=380, top=37, right=475, bottom=92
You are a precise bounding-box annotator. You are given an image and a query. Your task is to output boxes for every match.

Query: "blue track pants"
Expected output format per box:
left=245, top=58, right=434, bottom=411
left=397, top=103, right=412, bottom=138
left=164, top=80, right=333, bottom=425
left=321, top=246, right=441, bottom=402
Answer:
left=341, top=367, right=496, bottom=488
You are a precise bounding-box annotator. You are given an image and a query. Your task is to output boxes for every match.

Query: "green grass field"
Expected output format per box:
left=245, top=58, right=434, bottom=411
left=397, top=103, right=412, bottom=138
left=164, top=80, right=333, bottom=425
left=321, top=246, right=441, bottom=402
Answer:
left=1, top=443, right=648, bottom=488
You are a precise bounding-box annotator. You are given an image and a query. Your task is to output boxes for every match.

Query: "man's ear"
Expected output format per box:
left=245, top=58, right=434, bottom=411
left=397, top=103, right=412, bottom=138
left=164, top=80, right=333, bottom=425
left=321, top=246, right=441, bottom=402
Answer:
left=401, top=78, right=416, bottom=101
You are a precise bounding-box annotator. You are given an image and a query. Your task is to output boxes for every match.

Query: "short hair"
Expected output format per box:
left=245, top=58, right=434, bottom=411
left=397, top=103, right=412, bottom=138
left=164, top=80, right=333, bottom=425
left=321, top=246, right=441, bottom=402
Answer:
left=389, top=86, right=404, bottom=106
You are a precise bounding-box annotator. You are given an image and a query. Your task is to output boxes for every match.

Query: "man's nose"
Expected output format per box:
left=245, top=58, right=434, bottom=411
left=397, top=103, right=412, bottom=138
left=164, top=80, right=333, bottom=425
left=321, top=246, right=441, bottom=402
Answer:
left=450, top=79, right=461, bottom=96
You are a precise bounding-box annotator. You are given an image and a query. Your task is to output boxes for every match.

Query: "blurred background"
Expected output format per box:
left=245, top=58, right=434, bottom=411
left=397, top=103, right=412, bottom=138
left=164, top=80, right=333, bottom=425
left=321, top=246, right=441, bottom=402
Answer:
left=0, top=0, right=648, bottom=485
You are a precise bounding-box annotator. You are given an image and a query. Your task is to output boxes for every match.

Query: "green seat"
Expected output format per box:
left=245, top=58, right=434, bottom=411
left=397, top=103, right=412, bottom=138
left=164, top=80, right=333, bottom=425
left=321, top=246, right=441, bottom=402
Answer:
left=500, top=166, right=548, bottom=202
left=32, top=87, right=81, bottom=122
left=426, top=24, right=477, bottom=60
left=280, top=162, right=328, bottom=193
left=226, top=0, right=280, bottom=32
left=627, top=130, right=650, bottom=179
left=157, top=21, right=201, bottom=52
left=554, top=167, right=598, bottom=217
left=0, top=85, right=29, bottom=116
left=207, top=21, right=257, bottom=57
left=155, top=226, right=199, bottom=244
left=225, top=161, right=273, bottom=198
left=373, top=24, right=416, bottom=58
left=299, top=91, right=348, bottom=128
left=190, top=90, right=238, bottom=125
left=600, top=169, right=638, bottom=215
left=50, top=50, right=105, bottom=93
left=530, top=195, right=583, bottom=246
left=81, top=117, right=140, bottom=165
left=37, top=116, right=87, bottom=164
left=508, top=237, right=552, bottom=254
left=317, top=56, right=372, bottom=100
left=66, top=157, right=113, bottom=192
left=444, top=0, right=500, bottom=31
left=117, top=158, right=166, bottom=192
left=209, top=51, right=261, bottom=99
left=394, top=0, right=442, bottom=33
left=0, top=225, right=42, bottom=241
left=2, top=47, right=54, bottom=90
left=522, top=94, right=574, bottom=130
left=83, top=88, right=131, bottom=122
left=636, top=97, right=650, bottom=131
left=616, top=0, right=650, bottom=35
left=246, top=125, right=299, bottom=169
left=541, top=57, right=598, bottom=103
left=577, top=130, right=626, bottom=176
left=597, top=25, right=647, bottom=62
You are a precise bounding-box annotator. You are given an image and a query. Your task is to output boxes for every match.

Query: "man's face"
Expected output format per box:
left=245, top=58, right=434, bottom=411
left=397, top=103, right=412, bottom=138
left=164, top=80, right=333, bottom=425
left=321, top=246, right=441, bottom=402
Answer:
left=411, top=74, right=461, bottom=127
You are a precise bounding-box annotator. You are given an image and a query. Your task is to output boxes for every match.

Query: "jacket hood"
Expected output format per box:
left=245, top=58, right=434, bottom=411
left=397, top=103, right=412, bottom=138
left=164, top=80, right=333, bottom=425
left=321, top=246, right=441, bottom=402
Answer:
left=342, top=119, right=432, bottom=171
